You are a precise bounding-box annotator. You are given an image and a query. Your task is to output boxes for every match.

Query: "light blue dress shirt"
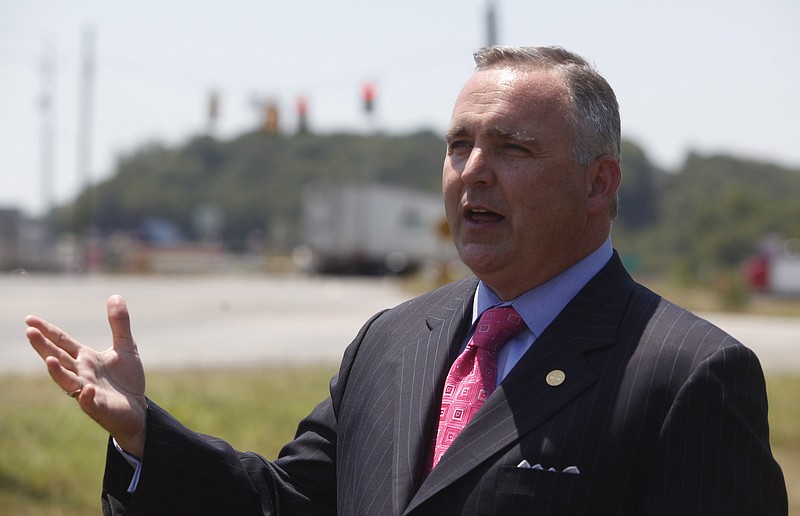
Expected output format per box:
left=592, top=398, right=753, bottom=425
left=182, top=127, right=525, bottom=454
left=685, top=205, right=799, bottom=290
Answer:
left=469, top=237, right=613, bottom=385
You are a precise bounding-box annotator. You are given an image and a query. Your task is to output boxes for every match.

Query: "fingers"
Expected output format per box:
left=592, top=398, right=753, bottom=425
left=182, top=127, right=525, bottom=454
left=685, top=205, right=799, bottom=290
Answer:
left=25, top=315, right=82, bottom=360
left=26, top=315, right=89, bottom=399
left=106, top=295, right=137, bottom=353
left=44, top=355, right=83, bottom=394
left=76, top=383, right=98, bottom=414
left=26, top=325, right=79, bottom=381
left=46, top=356, right=97, bottom=414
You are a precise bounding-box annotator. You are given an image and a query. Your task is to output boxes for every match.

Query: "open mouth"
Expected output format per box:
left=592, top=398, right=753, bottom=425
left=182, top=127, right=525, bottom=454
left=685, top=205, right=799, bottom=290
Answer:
left=466, top=208, right=505, bottom=224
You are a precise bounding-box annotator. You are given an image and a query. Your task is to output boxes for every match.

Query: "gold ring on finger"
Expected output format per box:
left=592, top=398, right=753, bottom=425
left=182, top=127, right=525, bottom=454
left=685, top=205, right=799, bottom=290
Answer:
left=64, top=378, right=84, bottom=398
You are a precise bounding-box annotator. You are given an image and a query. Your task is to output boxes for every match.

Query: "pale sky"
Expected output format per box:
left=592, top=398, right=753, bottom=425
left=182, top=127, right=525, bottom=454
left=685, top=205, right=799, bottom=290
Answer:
left=2, top=0, right=799, bottom=216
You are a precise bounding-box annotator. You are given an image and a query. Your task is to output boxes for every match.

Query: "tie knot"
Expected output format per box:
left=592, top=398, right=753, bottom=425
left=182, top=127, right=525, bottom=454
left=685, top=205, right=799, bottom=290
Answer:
left=471, top=306, right=525, bottom=352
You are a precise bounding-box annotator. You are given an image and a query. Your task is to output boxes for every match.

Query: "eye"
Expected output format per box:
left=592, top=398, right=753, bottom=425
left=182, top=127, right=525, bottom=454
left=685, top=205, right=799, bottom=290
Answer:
left=501, top=142, right=532, bottom=157
left=447, top=139, right=473, bottom=155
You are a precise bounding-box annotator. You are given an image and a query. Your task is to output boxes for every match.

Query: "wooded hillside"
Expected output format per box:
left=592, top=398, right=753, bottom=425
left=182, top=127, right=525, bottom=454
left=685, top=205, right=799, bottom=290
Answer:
left=54, top=130, right=800, bottom=281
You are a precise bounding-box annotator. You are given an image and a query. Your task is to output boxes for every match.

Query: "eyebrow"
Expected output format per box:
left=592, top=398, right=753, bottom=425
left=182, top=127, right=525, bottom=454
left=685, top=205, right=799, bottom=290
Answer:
left=445, top=126, right=469, bottom=142
left=445, top=125, right=538, bottom=146
left=491, top=128, right=538, bottom=146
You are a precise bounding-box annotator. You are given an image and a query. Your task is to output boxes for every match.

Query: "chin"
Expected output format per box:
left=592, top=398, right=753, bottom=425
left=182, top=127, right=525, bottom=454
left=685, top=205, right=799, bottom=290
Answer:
left=457, top=247, right=505, bottom=277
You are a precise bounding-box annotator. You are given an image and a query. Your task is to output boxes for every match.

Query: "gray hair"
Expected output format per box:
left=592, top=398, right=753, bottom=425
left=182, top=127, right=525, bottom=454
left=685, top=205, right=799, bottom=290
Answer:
left=473, top=46, right=621, bottom=217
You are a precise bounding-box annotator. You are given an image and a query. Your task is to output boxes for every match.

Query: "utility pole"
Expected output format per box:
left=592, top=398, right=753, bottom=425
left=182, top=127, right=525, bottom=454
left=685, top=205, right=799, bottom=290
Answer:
left=39, top=39, right=56, bottom=221
left=207, top=90, right=220, bottom=136
left=486, top=0, right=499, bottom=47
left=77, top=25, right=95, bottom=228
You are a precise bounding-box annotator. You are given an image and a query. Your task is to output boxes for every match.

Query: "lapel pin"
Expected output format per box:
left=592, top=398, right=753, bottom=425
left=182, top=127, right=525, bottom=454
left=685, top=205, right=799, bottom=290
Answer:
left=546, top=369, right=565, bottom=386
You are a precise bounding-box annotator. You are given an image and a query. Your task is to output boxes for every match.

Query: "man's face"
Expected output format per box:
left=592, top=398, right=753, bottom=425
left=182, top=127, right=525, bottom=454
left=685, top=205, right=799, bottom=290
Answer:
left=443, top=67, right=596, bottom=299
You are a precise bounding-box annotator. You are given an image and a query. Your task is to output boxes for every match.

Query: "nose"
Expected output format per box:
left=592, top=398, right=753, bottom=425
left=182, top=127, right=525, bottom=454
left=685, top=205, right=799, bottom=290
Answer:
left=460, top=146, right=494, bottom=186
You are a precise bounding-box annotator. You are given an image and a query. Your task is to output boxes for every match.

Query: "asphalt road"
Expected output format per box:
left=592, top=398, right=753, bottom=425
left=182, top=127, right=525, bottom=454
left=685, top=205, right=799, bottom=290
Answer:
left=3, top=273, right=799, bottom=376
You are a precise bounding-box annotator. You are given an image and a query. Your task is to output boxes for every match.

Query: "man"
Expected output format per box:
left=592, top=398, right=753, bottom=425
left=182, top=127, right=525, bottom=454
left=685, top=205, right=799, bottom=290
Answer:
left=27, top=46, right=787, bottom=515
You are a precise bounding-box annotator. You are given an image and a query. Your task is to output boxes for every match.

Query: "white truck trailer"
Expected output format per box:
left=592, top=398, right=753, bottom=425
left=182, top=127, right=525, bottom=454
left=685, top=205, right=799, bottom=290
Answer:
left=298, top=182, right=455, bottom=275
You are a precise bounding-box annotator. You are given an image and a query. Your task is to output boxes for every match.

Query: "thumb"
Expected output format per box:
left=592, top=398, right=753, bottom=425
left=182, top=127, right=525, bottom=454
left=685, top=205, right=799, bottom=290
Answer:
left=107, top=294, right=136, bottom=352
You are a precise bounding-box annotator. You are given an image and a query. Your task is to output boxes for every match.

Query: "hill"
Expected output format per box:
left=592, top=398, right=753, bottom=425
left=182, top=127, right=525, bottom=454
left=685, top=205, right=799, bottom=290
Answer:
left=54, top=130, right=800, bottom=282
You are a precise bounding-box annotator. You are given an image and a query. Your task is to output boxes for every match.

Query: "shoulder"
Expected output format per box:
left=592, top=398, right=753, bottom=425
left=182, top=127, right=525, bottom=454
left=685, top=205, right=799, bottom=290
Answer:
left=367, top=276, right=479, bottom=328
left=623, top=281, right=762, bottom=383
left=399, top=275, right=479, bottom=309
left=335, top=276, right=478, bottom=365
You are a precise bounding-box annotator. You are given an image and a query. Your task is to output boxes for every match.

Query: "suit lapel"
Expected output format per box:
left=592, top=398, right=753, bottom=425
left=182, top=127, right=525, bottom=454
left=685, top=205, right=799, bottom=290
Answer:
left=392, top=277, right=477, bottom=514
left=406, top=253, right=635, bottom=513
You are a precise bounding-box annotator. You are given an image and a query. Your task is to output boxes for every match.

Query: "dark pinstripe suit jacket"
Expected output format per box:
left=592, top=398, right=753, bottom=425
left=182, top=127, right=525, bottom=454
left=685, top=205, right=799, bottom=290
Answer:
left=102, top=252, right=787, bottom=515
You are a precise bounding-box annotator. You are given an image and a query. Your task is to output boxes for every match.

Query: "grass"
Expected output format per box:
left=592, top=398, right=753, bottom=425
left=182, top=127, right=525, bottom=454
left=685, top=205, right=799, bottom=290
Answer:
left=766, top=374, right=800, bottom=514
left=0, top=367, right=336, bottom=516
left=1, top=368, right=798, bottom=515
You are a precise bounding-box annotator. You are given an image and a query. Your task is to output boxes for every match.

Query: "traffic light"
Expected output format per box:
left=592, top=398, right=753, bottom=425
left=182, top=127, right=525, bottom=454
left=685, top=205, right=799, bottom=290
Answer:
left=296, top=96, right=309, bottom=134
left=263, top=102, right=279, bottom=134
left=361, top=81, right=376, bottom=114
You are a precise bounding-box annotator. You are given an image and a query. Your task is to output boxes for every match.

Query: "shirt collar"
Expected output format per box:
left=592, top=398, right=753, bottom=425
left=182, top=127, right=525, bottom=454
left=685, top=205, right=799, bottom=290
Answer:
left=473, top=237, right=613, bottom=338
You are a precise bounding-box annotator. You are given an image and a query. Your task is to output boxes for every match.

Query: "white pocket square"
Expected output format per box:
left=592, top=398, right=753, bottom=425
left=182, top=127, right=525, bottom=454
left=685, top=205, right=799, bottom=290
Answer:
left=516, top=460, right=580, bottom=474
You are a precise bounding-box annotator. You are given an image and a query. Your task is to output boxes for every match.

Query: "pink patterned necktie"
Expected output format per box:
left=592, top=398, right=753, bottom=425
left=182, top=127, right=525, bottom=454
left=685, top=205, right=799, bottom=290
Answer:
left=428, top=306, right=526, bottom=470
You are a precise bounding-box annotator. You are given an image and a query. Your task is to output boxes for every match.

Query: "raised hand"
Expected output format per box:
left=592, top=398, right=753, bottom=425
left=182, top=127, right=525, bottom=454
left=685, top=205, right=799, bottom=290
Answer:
left=26, top=294, right=148, bottom=458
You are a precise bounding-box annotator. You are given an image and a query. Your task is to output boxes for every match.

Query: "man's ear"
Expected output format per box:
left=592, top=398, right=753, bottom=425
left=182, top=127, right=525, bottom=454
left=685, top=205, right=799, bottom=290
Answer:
left=586, top=155, right=621, bottom=215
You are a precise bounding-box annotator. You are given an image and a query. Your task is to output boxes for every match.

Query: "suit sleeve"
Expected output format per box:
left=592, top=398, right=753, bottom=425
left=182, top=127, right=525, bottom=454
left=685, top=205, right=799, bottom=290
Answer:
left=639, top=342, right=788, bottom=515
left=101, top=396, right=338, bottom=516
left=101, top=311, right=385, bottom=516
